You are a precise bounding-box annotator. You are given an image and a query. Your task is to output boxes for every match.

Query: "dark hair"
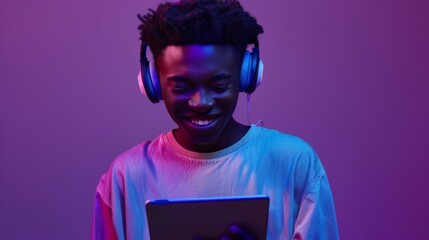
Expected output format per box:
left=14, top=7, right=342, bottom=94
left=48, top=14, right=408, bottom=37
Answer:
left=138, top=0, right=264, bottom=59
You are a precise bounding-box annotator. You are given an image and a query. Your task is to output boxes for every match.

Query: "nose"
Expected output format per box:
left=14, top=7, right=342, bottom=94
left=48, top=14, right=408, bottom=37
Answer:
left=188, top=88, right=215, bottom=112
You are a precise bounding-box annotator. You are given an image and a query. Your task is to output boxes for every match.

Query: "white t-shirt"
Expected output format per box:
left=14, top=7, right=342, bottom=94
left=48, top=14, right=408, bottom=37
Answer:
left=92, top=125, right=339, bottom=239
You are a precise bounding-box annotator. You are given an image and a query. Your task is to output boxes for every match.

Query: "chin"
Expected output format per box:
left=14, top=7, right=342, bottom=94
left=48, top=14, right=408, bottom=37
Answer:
left=173, top=114, right=236, bottom=152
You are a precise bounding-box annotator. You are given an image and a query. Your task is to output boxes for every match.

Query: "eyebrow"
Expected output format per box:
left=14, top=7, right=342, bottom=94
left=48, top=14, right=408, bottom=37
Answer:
left=211, top=73, right=232, bottom=82
left=166, top=76, right=189, bottom=82
left=166, top=73, right=232, bottom=82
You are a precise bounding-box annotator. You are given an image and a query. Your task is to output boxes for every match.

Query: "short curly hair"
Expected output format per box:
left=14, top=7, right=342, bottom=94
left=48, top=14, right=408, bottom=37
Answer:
left=138, top=0, right=264, bottom=59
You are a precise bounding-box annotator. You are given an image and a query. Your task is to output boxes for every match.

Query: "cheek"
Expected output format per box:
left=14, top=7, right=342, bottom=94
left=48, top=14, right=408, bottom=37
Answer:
left=217, top=91, right=240, bottom=109
left=163, top=94, right=189, bottom=113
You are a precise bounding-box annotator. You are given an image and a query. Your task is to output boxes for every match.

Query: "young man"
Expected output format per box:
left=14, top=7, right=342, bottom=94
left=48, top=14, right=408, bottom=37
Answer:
left=92, top=0, right=339, bottom=239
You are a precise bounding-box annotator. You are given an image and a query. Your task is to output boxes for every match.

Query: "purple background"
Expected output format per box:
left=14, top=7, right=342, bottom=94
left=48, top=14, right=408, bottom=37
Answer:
left=1, top=0, right=428, bottom=239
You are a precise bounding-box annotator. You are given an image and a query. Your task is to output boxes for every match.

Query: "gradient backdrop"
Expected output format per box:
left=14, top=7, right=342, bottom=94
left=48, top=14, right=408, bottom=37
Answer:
left=1, top=0, right=428, bottom=239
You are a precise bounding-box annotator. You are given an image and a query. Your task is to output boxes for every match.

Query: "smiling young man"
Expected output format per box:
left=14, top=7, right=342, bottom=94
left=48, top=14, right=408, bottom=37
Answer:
left=92, top=0, right=339, bottom=239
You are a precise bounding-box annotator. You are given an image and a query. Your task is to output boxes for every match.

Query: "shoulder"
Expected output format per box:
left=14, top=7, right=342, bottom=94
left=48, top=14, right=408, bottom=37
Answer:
left=96, top=141, right=150, bottom=193
left=95, top=134, right=167, bottom=203
left=251, top=126, right=326, bottom=190
left=250, top=126, right=316, bottom=157
left=109, top=141, right=151, bottom=172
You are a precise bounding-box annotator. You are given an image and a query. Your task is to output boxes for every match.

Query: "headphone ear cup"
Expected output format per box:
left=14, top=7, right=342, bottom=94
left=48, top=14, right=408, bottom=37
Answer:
left=255, top=58, right=263, bottom=89
left=149, top=61, right=162, bottom=101
left=240, top=51, right=251, bottom=92
left=138, top=69, right=147, bottom=96
left=140, top=58, right=162, bottom=103
left=240, top=49, right=263, bottom=93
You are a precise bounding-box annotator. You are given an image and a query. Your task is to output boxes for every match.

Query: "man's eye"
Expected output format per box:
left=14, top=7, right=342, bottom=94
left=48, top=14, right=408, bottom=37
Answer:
left=171, top=85, right=191, bottom=93
left=213, top=85, right=230, bottom=92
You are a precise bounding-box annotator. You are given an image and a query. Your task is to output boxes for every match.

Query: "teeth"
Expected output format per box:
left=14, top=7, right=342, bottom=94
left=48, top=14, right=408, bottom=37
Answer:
left=190, top=118, right=215, bottom=126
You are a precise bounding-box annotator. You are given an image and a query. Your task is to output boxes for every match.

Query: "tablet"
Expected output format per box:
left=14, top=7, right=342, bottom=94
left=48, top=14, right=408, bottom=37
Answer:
left=145, top=195, right=270, bottom=240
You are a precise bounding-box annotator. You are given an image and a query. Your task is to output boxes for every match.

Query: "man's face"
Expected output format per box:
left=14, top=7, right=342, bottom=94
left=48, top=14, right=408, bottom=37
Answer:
left=157, top=44, right=242, bottom=152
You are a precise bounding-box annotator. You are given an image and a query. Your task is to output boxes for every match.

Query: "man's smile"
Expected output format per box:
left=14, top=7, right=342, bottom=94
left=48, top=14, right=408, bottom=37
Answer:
left=185, top=115, right=219, bottom=127
left=190, top=117, right=217, bottom=126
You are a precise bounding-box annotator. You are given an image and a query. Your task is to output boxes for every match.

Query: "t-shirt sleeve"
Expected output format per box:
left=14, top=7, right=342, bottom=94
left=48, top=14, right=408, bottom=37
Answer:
left=285, top=138, right=339, bottom=240
left=292, top=174, right=339, bottom=240
left=91, top=142, right=150, bottom=240
left=91, top=161, right=124, bottom=240
left=92, top=191, right=118, bottom=240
